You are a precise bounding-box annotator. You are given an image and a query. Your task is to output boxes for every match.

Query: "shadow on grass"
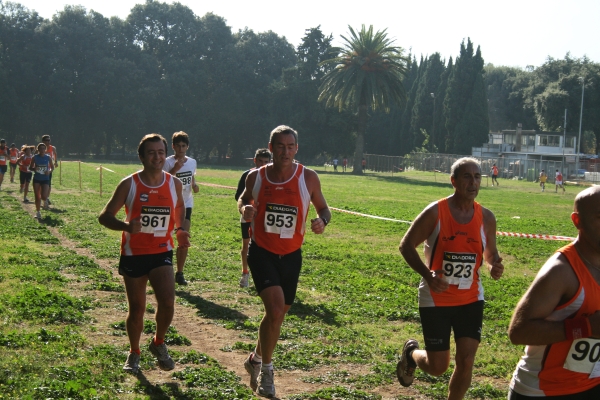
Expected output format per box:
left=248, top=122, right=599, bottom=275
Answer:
left=177, top=291, right=248, bottom=322
left=370, top=173, right=451, bottom=189
left=289, top=300, right=340, bottom=327
left=136, top=374, right=190, bottom=399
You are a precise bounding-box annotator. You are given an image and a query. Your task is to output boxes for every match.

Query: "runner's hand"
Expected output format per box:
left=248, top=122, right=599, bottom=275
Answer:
left=242, top=204, right=257, bottom=221
left=128, top=217, right=142, bottom=234
left=489, top=257, right=504, bottom=280
left=427, top=270, right=449, bottom=293
left=310, top=218, right=326, bottom=234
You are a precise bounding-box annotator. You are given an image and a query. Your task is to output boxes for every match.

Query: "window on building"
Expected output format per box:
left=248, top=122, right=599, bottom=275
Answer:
left=565, top=137, right=575, bottom=148
left=504, top=134, right=515, bottom=144
left=538, top=135, right=560, bottom=147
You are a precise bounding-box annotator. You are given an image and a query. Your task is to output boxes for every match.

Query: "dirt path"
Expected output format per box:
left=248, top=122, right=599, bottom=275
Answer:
left=13, top=190, right=425, bottom=399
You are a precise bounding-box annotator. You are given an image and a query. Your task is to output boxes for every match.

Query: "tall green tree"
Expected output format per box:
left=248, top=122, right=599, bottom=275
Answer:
left=443, top=38, right=489, bottom=154
left=319, top=25, right=409, bottom=173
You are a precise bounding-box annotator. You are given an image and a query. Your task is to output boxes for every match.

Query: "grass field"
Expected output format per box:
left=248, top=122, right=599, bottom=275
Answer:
left=0, top=161, right=586, bottom=399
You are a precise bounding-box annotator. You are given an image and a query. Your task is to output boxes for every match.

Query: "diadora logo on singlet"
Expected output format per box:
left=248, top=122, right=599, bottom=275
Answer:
left=140, top=193, right=149, bottom=202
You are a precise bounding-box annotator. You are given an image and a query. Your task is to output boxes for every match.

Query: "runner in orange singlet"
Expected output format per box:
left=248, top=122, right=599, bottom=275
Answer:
left=238, top=125, right=331, bottom=398
left=508, top=186, right=600, bottom=399
left=0, top=139, right=8, bottom=190
left=491, top=163, right=499, bottom=186
left=17, top=145, right=34, bottom=202
left=397, top=157, right=504, bottom=400
left=9, top=143, right=19, bottom=183
left=99, top=134, right=190, bottom=375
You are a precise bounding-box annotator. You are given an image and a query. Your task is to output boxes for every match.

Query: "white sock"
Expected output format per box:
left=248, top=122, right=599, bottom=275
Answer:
left=252, top=352, right=262, bottom=364
left=261, top=362, right=273, bottom=371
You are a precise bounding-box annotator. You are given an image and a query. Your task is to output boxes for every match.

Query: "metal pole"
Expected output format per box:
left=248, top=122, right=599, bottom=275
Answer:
left=576, top=77, right=584, bottom=181
left=563, top=109, right=567, bottom=177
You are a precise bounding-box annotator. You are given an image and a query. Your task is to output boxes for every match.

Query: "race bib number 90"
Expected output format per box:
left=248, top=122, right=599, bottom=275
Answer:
left=175, top=171, right=193, bottom=187
left=264, top=203, right=297, bottom=238
left=564, top=338, right=600, bottom=375
left=140, top=206, right=171, bottom=237
left=442, top=252, right=476, bottom=288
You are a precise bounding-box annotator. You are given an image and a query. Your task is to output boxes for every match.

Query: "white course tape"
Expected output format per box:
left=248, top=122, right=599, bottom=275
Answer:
left=198, top=182, right=574, bottom=241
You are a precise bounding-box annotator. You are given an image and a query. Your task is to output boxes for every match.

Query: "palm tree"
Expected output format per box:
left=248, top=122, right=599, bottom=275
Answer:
left=319, top=25, right=409, bottom=174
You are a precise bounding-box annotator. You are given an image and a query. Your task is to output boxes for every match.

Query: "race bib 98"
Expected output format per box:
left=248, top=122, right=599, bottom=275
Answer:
left=442, top=252, right=476, bottom=288
left=140, top=206, right=171, bottom=237
left=175, top=171, right=193, bottom=187
left=264, top=203, right=297, bottom=238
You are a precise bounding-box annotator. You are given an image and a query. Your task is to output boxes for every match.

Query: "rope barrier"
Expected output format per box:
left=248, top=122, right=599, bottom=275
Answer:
left=198, top=181, right=574, bottom=241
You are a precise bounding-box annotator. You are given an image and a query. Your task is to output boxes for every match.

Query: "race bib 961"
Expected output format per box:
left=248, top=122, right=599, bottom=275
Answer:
left=140, top=206, right=171, bottom=237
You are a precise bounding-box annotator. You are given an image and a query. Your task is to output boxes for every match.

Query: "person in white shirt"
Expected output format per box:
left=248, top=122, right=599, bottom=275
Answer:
left=163, top=131, right=199, bottom=285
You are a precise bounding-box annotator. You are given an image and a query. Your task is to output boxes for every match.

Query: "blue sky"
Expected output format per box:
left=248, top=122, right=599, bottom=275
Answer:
left=13, top=0, right=599, bottom=68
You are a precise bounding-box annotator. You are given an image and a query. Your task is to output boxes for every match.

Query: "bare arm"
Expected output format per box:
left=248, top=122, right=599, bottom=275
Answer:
left=399, top=203, right=449, bottom=293
left=508, top=254, right=592, bottom=345
left=482, top=207, right=504, bottom=280
left=237, top=169, right=258, bottom=221
left=52, top=146, right=58, bottom=168
left=98, top=177, right=140, bottom=233
left=304, top=168, right=331, bottom=234
left=172, top=178, right=191, bottom=248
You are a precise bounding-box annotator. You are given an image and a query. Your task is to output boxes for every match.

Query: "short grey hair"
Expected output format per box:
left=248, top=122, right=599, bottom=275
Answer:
left=450, top=157, right=481, bottom=178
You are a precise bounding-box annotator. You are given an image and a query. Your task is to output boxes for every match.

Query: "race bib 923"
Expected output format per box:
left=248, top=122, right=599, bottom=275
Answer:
left=442, top=252, right=476, bottom=288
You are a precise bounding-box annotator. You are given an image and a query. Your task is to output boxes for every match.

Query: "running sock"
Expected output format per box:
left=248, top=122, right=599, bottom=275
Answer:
left=252, top=352, right=262, bottom=364
left=407, top=349, right=417, bottom=367
left=153, top=337, right=164, bottom=346
left=261, top=362, right=273, bottom=371
left=130, top=348, right=141, bottom=355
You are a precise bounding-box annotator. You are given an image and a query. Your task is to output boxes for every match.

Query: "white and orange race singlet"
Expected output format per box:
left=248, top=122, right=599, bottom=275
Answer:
left=9, top=148, right=19, bottom=164
left=19, top=155, right=32, bottom=172
left=492, top=166, right=498, bottom=175
left=121, top=172, right=177, bottom=256
left=250, top=163, right=310, bottom=255
left=419, top=197, right=486, bottom=307
left=510, top=243, right=600, bottom=397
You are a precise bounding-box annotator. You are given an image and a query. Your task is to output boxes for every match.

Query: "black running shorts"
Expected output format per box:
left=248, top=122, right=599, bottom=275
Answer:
left=247, top=241, right=302, bottom=305
left=119, top=250, right=173, bottom=278
left=419, top=300, right=484, bottom=351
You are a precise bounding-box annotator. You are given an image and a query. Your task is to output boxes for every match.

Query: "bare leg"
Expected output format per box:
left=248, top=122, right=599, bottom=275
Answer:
left=122, top=274, right=150, bottom=351
left=255, top=286, right=291, bottom=364
left=175, top=219, right=191, bottom=274
left=412, top=348, right=450, bottom=377
left=33, top=182, right=42, bottom=211
left=241, top=238, right=250, bottom=273
left=447, top=337, right=479, bottom=400
left=148, top=265, right=175, bottom=339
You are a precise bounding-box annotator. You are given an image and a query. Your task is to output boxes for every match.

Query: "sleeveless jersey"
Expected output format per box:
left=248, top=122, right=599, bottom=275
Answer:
left=251, top=163, right=310, bottom=255
left=0, top=147, right=7, bottom=166
left=510, top=243, right=600, bottom=397
left=19, top=155, right=32, bottom=172
left=163, top=156, right=196, bottom=208
left=32, top=154, right=51, bottom=181
left=120, top=172, right=177, bottom=256
left=540, top=174, right=548, bottom=183
left=492, top=166, right=498, bottom=175
left=419, top=198, right=486, bottom=307
left=556, top=172, right=563, bottom=182
left=9, top=148, right=19, bottom=164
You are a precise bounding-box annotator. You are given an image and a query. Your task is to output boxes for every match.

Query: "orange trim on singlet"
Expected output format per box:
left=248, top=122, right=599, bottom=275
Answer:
left=250, top=164, right=310, bottom=255
left=19, top=155, right=32, bottom=172
left=420, top=198, right=485, bottom=307
left=535, top=243, right=600, bottom=396
left=120, top=172, right=177, bottom=256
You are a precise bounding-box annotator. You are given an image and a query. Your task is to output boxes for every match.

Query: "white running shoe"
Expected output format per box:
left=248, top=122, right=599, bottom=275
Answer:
left=258, top=367, right=275, bottom=398
left=35, top=211, right=42, bottom=219
left=244, top=352, right=261, bottom=391
left=148, top=341, right=175, bottom=371
left=239, top=273, right=249, bottom=288
left=123, top=352, right=140, bottom=374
